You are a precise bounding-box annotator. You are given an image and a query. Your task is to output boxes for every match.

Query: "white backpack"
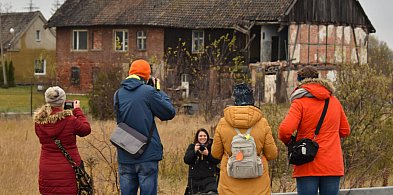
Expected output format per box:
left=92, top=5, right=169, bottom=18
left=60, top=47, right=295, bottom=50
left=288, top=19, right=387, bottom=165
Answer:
left=227, top=127, right=263, bottom=179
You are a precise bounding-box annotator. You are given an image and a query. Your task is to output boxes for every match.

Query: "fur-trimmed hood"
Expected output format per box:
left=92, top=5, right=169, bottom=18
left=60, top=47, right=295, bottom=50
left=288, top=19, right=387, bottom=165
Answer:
left=297, top=78, right=335, bottom=100
left=299, top=78, right=335, bottom=93
left=33, top=104, right=73, bottom=124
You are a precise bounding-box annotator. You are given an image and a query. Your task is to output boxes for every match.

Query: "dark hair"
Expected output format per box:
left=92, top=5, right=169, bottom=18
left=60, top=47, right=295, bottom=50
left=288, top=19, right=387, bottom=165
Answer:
left=193, top=128, right=211, bottom=145
left=297, top=65, right=319, bottom=82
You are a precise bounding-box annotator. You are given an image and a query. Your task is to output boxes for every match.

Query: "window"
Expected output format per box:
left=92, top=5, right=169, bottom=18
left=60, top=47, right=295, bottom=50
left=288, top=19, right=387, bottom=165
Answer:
left=137, top=31, right=147, bottom=50
left=72, top=30, right=88, bottom=51
left=36, top=30, right=41, bottom=41
left=34, top=59, right=46, bottom=75
left=71, top=67, right=80, bottom=85
left=115, top=30, right=128, bottom=51
left=192, top=30, right=204, bottom=53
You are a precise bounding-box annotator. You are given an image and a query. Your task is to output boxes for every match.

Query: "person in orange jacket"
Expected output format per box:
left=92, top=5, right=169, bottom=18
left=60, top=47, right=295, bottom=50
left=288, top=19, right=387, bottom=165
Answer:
left=279, top=66, right=350, bottom=195
left=212, top=83, right=278, bottom=195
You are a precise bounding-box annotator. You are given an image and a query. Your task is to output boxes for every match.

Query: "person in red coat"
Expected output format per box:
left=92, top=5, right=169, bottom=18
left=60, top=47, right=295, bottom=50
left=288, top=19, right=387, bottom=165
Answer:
left=33, top=86, right=91, bottom=195
left=279, top=66, right=350, bottom=195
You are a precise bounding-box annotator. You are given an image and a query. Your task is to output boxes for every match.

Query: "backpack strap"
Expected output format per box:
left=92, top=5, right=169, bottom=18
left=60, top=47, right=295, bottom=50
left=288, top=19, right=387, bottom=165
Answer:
left=234, top=127, right=252, bottom=135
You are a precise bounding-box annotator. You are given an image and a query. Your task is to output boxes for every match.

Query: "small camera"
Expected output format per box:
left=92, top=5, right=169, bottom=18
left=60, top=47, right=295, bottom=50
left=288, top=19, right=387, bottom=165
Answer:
left=199, top=144, right=206, bottom=151
left=146, top=77, right=157, bottom=88
left=64, top=100, right=74, bottom=110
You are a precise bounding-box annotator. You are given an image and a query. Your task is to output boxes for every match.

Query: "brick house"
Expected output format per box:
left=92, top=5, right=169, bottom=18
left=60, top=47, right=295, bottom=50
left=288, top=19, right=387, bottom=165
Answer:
left=47, top=0, right=374, bottom=102
left=1, top=11, right=56, bottom=85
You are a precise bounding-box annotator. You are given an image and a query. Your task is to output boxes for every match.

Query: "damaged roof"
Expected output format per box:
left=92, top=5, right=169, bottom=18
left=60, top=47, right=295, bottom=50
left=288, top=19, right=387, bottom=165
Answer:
left=47, top=0, right=293, bottom=28
left=47, top=0, right=375, bottom=33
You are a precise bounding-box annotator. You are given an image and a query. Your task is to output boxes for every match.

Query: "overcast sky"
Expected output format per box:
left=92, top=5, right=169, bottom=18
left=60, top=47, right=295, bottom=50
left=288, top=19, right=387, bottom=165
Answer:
left=3, top=0, right=393, bottom=49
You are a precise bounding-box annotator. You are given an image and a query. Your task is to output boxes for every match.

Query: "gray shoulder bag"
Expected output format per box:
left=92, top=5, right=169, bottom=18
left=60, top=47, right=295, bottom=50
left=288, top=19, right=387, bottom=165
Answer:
left=110, top=89, right=154, bottom=159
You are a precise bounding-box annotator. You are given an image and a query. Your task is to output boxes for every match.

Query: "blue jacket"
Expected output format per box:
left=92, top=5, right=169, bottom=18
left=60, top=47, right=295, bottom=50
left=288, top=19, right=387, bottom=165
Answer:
left=114, top=77, right=176, bottom=164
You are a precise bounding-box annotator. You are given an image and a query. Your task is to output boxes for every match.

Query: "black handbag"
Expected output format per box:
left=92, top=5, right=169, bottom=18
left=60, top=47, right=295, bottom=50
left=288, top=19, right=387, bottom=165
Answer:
left=110, top=89, right=154, bottom=159
left=287, top=98, right=329, bottom=165
left=53, top=137, right=94, bottom=195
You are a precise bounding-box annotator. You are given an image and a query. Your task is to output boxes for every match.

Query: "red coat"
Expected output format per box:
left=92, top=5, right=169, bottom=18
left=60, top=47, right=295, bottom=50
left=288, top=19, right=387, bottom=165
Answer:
left=279, top=79, right=350, bottom=178
left=34, top=107, right=91, bottom=195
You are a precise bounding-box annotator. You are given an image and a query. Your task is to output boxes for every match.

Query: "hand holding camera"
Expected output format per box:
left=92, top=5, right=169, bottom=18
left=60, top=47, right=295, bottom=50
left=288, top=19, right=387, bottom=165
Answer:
left=195, top=143, right=208, bottom=156
left=64, top=100, right=81, bottom=110
left=146, top=76, right=160, bottom=91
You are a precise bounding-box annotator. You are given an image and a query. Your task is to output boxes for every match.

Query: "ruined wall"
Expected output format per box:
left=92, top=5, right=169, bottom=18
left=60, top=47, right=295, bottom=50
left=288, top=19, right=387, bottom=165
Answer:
left=288, top=23, right=368, bottom=66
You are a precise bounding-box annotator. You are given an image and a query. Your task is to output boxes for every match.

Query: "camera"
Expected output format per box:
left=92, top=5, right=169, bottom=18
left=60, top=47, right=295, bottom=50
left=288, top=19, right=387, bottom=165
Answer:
left=146, top=77, right=157, bottom=88
left=64, top=100, right=74, bottom=110
left=146, top=76, right=160, bottom=91
left=199, top=144, right=206, bottom=151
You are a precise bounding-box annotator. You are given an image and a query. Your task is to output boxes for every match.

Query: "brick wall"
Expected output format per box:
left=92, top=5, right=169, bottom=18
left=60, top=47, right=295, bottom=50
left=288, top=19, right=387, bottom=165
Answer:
left=55, top=26, right=165, bottom=93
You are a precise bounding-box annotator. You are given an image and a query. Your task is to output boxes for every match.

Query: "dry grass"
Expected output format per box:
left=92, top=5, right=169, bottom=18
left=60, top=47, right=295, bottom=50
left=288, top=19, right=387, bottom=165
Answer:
left=0, top=114, right=218, bottom=195
left=2, top=110, right=390, bottom=195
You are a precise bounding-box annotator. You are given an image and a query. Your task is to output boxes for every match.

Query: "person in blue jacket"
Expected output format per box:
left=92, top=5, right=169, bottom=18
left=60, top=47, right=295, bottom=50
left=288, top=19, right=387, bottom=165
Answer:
left=114, top=59, right=176, bottom=195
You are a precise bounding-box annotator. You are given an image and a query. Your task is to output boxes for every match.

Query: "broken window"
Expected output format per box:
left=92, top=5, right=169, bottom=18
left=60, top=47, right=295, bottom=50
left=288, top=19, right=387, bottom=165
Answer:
left=115, top=30, right=128, bottom=51
left=70, top=67, right=80, bottom=85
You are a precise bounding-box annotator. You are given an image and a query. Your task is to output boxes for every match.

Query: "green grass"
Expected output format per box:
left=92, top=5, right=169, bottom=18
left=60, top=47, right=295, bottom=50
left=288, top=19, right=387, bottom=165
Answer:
left=0, top=86, right=89, bottom=113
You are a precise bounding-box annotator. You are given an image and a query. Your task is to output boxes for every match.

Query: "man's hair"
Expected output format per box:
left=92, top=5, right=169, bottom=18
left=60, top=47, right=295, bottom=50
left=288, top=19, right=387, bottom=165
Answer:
left=297, top=65, right=319, bottom=81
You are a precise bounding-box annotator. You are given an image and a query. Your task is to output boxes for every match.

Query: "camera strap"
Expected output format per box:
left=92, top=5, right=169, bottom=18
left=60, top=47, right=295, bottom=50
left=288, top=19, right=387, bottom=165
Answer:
left=292, top=98, right=329, bottom=142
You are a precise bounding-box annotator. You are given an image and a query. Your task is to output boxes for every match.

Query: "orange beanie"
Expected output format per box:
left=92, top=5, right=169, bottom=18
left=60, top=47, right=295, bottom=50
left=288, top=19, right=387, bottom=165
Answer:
left=128, top=60, right=151, bottom=81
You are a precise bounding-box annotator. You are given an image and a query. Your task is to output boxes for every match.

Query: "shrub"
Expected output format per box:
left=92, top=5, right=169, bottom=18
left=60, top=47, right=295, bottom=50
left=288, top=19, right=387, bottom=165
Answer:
left=89, top=65, right=123, bottom=120
left=336, top=63, right=393, bottom=187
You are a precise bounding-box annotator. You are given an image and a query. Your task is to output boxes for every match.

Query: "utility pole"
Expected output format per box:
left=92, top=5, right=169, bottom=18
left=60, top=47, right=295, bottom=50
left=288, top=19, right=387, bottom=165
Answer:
left=0, top=12, right=8, bottom=88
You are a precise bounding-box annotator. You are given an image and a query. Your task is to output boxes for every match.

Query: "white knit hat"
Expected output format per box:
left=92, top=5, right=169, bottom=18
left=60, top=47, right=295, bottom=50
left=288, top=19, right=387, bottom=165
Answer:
left=44, top=86, right=66, bottom=107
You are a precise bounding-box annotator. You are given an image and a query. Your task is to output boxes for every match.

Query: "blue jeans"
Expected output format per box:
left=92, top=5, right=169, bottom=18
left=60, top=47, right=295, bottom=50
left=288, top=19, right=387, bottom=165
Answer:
left=118, top=161, right=159, bottom=195
left=296, top=176, right=341, bottom=195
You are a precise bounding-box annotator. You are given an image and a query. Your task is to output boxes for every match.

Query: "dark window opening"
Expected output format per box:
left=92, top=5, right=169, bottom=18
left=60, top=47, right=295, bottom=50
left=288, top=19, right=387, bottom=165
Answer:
left=71, top=67, right=80, bottom=85
left=271, top=36, right=279, bottom=61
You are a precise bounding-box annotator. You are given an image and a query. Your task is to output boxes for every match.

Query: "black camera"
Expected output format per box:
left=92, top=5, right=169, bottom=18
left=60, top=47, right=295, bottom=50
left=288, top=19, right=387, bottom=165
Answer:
left=64, top=100, right=74, bottom=110
left=199, top=144, right=206, bottom=151
left=146, top=77, right=157, bottom=87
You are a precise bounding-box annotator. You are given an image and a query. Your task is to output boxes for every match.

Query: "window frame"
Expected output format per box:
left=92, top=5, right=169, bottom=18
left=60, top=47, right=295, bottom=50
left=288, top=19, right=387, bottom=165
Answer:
left=114, top=29, right=129, bottom=52
left=136, top=30, right=147, bottom=51
left=72, top=30, right=88, bottom=51
left=34, top=59, right=46, bottom=75
left=192, top=30, right=204, bottom=53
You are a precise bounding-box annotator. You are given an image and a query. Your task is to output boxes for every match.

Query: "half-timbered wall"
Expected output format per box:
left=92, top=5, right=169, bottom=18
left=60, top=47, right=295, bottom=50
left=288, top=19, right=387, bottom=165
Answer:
left=288, top=23, right=368, bottom=66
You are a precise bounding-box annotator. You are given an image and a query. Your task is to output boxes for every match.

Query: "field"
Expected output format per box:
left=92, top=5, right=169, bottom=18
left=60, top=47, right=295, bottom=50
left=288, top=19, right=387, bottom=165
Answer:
left=0, top=114, right=218, bottom=195
left=0, top=86, right=89, bottom=113
left=1, top=85, right=392, bottom=194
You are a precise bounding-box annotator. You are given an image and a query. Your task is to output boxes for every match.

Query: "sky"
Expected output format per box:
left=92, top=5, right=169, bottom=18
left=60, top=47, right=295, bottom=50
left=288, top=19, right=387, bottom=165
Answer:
left=3, top=0, right=393, bottom=49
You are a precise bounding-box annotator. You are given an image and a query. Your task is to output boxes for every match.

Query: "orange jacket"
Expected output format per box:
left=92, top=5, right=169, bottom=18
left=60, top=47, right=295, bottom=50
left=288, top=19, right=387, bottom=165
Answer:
left=279, top=79, right=350, bottom=177
left=212, top=106, right=278, bottom=195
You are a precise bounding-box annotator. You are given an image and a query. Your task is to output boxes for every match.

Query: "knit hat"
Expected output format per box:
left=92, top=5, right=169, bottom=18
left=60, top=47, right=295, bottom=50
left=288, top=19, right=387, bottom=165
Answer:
left=45, top=86, right=66, bottom=107
left=297, top=65, right=319, bottom=82
left=233, top=83, right=254, bottom=106
left=128, top=59, right=151, bottom=81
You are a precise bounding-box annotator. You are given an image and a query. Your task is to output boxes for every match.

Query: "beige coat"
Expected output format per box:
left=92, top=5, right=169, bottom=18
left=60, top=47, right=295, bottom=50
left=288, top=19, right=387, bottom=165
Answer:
left=211, top=106, right=278, bottom=195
